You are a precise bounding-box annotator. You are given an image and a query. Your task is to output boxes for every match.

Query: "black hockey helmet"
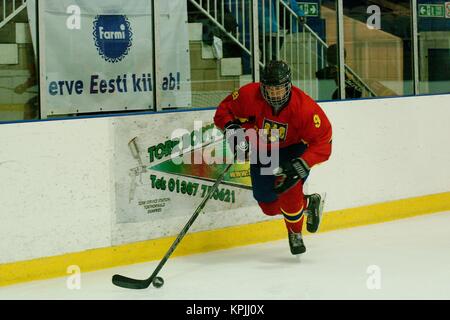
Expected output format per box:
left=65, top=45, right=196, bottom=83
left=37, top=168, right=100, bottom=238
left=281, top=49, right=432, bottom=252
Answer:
left=260, top=60, right=292, bottom=114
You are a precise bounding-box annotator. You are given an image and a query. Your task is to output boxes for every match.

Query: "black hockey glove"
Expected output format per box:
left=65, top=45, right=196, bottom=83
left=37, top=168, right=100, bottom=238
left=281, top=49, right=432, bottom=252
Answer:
left=224, top=120, right=249, bottom=161
left=273, top=158, right=310, bottom=194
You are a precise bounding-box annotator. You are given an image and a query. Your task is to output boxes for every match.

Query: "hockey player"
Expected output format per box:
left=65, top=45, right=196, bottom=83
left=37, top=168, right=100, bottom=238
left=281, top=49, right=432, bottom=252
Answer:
left=214, top=60, right=332, bottom=255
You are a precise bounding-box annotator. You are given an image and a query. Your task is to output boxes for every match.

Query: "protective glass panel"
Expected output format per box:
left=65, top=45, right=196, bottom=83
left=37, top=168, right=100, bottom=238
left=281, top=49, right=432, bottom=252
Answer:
left=342, top=0, right=415, bottom=99
left=187, top=0, right=255, bottom=109
left=418, top=0, right=450, bottom=95
left=0, top=1, right=39, bottom=123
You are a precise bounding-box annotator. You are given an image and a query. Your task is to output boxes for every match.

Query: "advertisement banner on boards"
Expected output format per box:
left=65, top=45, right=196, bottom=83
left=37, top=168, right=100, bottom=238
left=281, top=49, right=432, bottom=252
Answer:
left=34, top=0, right=191, bottom=117
left=112, top=111, right=255, bottom=224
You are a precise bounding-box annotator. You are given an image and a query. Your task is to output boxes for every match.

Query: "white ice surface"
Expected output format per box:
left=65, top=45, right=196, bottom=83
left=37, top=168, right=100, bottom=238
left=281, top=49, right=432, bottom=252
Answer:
left=1, top=211, right=450, bottom=300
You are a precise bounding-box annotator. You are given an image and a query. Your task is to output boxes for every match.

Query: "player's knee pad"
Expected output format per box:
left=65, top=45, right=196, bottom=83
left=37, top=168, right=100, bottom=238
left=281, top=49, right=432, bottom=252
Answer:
left=277, top=182, right=304, bottom=213
left=258, top=201, right=280, bottom=216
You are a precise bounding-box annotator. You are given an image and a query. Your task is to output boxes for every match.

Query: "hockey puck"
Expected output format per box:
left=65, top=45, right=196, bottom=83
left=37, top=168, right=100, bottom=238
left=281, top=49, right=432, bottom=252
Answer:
left=152, top=276, right=164, bottom=288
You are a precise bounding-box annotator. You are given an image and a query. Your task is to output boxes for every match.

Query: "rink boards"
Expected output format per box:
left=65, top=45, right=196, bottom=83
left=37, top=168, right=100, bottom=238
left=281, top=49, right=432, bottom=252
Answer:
left=1, top=94, right=450, bottom=286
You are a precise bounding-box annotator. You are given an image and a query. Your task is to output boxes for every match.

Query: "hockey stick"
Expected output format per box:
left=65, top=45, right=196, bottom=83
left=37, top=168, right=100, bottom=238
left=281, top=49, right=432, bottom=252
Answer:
left=112, top=162, right=234, bottom=289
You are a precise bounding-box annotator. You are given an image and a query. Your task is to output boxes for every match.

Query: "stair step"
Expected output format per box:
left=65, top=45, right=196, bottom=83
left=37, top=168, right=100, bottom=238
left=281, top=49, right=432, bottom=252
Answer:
left=188, top=23, right=203, bottom=41
left=189, top=41, right=219, bottom=69
left=221, top=58, right=242, bottom=76
left=15, top=23, right=32, bottom=44
left=0, top=22, right=31, bottom=44
left=0, top=44, right=18, bottom=64
left=201, top=41, right=215, bottom=59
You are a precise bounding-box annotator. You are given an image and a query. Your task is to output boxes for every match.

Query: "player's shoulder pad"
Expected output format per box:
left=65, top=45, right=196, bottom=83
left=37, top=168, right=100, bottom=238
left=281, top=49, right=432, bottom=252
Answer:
left=229, top=83, right=259, bottom=103
left=292, top=87, right=326, bottom=128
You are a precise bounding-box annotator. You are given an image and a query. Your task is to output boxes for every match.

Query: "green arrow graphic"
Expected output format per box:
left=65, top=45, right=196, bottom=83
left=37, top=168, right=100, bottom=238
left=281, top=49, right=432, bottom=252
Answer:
left=420, top=6, right=426, bottom=15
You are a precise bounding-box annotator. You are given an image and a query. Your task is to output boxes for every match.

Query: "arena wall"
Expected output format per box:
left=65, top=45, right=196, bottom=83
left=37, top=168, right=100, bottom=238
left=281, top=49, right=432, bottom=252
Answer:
left=1, top=94, right=450, bottom=286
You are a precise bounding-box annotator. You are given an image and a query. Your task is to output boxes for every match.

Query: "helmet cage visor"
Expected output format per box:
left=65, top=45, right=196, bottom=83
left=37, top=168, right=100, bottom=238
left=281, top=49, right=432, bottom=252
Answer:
left=261, top=82, right=292, bottom=113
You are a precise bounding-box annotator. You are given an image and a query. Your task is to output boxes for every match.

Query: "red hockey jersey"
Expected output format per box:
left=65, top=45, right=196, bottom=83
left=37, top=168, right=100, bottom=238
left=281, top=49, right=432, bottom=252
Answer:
left=214, top=82, right=332, bottom=168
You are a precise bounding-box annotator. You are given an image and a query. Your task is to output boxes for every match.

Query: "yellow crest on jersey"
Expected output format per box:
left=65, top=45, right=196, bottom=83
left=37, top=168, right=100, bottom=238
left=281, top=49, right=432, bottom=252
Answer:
left=232, top=90, right=239, bottom=100
left=262, top=119, right=288, bottom=143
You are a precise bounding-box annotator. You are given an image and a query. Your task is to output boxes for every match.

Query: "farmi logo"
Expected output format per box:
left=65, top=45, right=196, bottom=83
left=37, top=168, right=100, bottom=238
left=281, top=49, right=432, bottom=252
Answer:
left=99, top=24, right=127, bottom=40
left=93, top=15, right=133, bottom=63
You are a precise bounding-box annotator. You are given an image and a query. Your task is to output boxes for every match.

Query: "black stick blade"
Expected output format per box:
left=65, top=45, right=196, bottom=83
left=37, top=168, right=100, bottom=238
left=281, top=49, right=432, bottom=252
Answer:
left=112, top=274, right=152, bottom=290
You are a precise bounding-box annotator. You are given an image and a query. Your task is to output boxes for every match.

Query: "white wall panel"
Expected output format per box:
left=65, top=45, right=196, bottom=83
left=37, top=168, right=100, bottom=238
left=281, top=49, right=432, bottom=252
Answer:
left=0, top=94, right=449, bottom=264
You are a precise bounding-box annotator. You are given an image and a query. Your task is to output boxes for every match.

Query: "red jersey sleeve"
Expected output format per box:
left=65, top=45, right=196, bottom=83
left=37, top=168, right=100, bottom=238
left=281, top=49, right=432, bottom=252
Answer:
left=214, top=86, right=253, bottom=130
left=299, top=98, right=333, bottom=168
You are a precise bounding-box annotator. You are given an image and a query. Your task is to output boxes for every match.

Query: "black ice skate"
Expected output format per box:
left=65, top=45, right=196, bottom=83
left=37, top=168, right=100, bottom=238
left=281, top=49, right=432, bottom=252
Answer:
left=288, top=232, right=306, bottom=255
left=305, top=193, right=324, bottom=233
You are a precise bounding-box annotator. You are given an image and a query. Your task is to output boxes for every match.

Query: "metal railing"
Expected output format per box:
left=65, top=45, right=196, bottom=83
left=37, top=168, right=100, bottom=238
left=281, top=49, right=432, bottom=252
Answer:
left=262, top=0, right=376, bottom=98
left=188, top=0, right=376, bottom=99
left=189, top=0, right=253, bottom=57
left=263, top=0, right=322, bottom=97
left=0, top=0, right=27, bottom=30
